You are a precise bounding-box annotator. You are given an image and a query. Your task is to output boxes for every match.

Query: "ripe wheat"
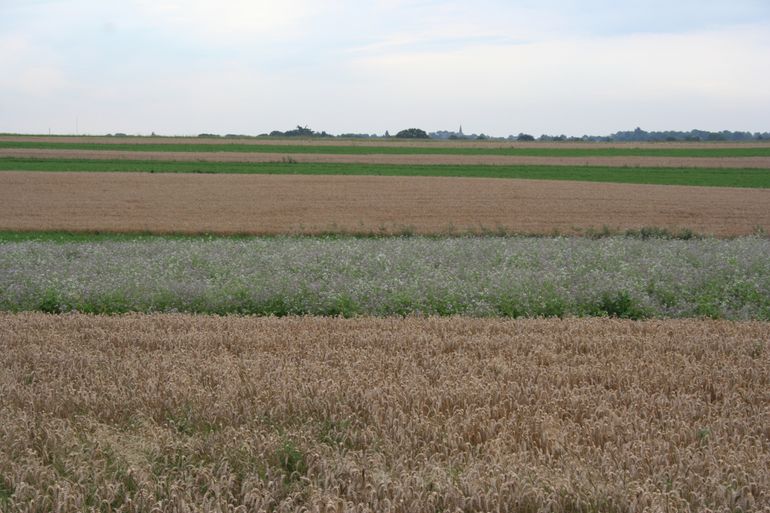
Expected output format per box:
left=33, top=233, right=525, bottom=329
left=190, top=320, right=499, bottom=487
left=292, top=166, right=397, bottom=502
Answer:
left=1, top=314, right=768, bottom=512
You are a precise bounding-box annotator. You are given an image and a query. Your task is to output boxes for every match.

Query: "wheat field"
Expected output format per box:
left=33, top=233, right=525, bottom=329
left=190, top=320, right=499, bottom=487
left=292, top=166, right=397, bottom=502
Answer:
left=2, top=172, right=769, bottom=236
left=1, top=313, right=768, bottom=512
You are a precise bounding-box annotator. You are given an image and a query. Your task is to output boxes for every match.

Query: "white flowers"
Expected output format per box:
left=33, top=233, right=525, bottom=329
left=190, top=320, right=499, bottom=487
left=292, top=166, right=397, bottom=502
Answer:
left=0, top=236, right=768, bottom=318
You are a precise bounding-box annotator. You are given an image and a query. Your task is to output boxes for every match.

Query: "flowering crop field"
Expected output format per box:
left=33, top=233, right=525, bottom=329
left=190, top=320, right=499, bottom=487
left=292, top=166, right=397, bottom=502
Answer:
left=1, top=314, right=768, bottom=512
left=1, top=236, right=769, bottom=319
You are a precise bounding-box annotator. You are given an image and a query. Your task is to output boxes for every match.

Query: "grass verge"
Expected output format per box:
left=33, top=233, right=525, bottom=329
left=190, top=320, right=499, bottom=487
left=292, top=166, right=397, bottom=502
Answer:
left=0, top=226, right=720, bottom=243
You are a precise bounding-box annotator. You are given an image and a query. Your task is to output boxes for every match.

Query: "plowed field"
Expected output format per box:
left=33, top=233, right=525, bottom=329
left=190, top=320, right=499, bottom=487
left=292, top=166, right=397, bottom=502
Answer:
left=1, top=171, right=768, bottom=235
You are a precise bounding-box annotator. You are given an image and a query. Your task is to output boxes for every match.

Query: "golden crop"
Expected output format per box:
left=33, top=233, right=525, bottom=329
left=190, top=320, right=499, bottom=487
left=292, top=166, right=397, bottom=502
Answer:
left=1, top=313, right=768, bottom=512
left=2, top=172, right=769, bottom=236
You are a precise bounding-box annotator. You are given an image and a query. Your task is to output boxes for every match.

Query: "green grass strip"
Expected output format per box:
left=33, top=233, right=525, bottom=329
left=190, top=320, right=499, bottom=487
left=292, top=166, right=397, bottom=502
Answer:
left=3, top=140, right=770, bottom=157
left=0, top=226, right=727, bottom=244
left=0, top=231, right=225, bottom=243
left=1, top=157, right=768, bottom=188
left=0, top=231, right=422, bottom=243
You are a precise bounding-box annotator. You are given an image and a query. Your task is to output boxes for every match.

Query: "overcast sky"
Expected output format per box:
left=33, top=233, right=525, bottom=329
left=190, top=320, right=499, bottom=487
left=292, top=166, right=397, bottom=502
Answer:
left=2, top=0, right=769, bottom=136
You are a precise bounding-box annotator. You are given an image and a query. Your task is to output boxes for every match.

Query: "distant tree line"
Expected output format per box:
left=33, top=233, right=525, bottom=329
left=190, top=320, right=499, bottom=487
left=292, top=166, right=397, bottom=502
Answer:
left=183, top=125, right=770, bottom=141
left=434, top=127, right=770, bottom=142
left=605, top=127, right=768, bottom=142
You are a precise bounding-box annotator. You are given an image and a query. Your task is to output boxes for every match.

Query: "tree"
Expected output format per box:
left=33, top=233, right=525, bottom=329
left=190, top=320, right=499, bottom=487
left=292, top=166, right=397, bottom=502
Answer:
left=283, top=125, right=315, bottom=137
left=517, top=133, right=535, bottom=141
left=395, top=128, right=429, bottom=139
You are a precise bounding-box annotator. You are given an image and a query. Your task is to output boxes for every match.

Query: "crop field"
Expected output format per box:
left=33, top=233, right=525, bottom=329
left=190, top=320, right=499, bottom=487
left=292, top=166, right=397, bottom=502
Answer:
left=3, top=158, right=770, bottom=188
left=5, top=139, right=770, bottom=157
left=2, top=172, right=769, bottom=236
left=2, top=134, right=769, bottom=512
left=2, top=134, right=770, bottom=150
left=3, top=149, right=770, bottom=173
left=1, top=314, right=768, bottom=512
left=2, top=237, right=769, bottom=318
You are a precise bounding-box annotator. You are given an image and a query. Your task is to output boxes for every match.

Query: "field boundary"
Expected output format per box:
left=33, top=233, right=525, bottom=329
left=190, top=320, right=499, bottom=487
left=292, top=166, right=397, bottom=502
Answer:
left=2, top=225, right=751, bottom=242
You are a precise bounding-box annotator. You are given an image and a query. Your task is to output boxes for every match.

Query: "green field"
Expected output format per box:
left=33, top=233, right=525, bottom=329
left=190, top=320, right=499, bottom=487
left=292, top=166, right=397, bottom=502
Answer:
left=3, top=140, right=770, bottom=157
left=1, top=157, right=768, bottom=188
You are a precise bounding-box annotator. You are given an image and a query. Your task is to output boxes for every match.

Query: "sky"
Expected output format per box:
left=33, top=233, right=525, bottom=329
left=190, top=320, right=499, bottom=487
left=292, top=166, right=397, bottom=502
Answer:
left=1, top=0, right=769, bottom=137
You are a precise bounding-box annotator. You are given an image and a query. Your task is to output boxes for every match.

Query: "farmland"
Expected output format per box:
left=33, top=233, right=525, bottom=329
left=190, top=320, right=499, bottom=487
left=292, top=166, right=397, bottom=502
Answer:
left=2, top=236, right=769, bottom=318
left=2, top=172, right=769, bottom=236
left=3, top=149, right=770, bottom=172
left=2, top=134, right=770, bottom=150
left=2, top=135, right=770, bottom=190
left=2, top=135, right=769, bottom=512
left=4, top=138, right=770, bottom=157
left=1, top=314, right=768, bottom=512
left=3, top=158, right=770, bottom=188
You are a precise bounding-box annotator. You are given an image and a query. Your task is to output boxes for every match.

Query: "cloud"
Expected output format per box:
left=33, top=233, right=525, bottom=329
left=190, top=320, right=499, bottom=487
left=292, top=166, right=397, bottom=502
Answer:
left=0, top=35, right=71, bottom=96
left=348, top=23, right=770, bottom=134
left=1, top=0, right=769, bottom=135
left=132, top=0, right=330, bottom=44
